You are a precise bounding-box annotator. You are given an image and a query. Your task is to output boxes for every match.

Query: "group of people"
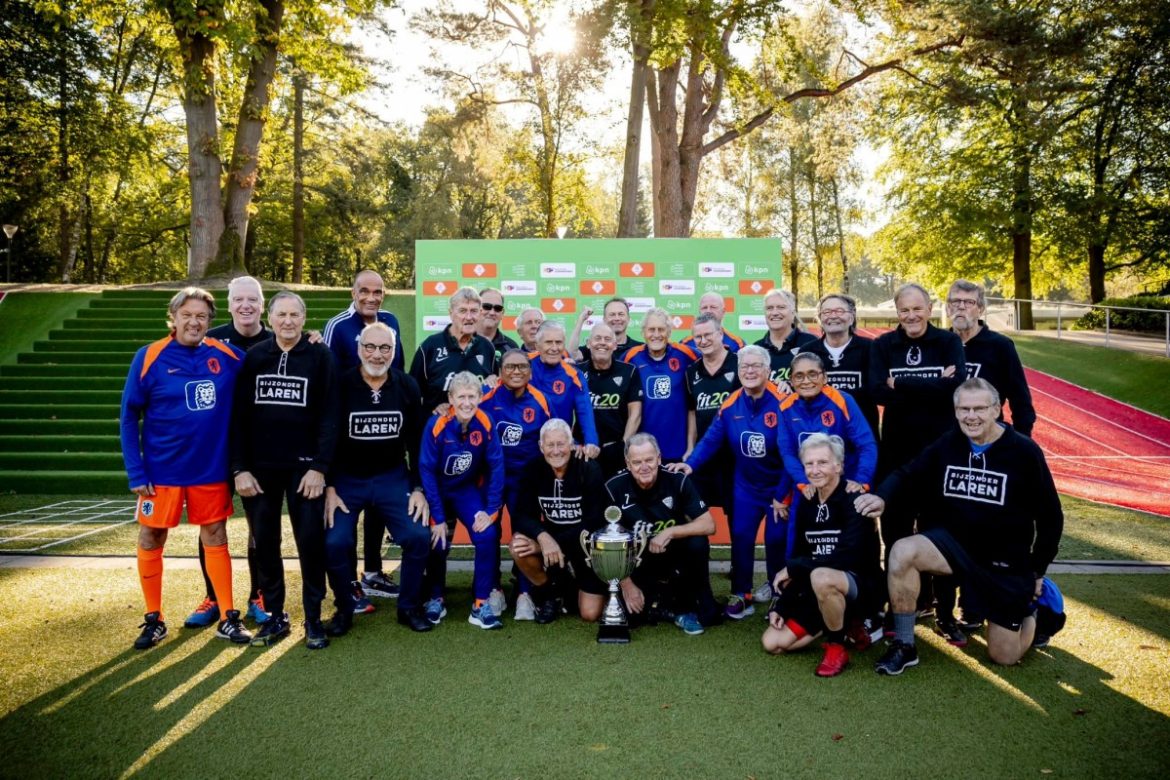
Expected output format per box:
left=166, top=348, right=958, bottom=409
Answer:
left=120, top=269, right=1063, bottom=678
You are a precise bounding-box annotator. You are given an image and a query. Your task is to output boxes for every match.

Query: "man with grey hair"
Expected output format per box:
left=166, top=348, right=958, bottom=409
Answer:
left=681, top=292, right=745, bottom=353
left=604, top=433, right=722, bottom=635
left=510, top=419, right=609, bottom=623
left=516, top=307, right=545, bottom=352
left=756, top=288, right=817, bottom=391
left=528, top=320, right=600, bottom=458
left=410, top=286, right=498, bottom=414
left=623, top=308, right=698, bottom=462
left=575, top=321, right=643, bottom=478
left=683, top=311, right=739, bottom=534
left=856, top=378, right=1063, bottom=674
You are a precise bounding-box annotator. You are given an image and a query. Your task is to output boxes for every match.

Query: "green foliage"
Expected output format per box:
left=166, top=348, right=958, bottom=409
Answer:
left=1073, top=296, right=1170, bottom=334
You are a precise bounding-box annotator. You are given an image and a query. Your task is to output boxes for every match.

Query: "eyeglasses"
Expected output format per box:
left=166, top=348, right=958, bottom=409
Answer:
left=739, top=362, right=768, bottom=371
left=502, top=363, right=531, bottom=372
left=947, top=299, right=980, bottom=308
left=818, top=308, right=849, bottom=317
left=482, top=303, right=505, bottom=313
left=791, top=371, right=824, bottom=382
left=956, top=405, right=993, bottom=415
left=360, top=343, right=393, bottom=354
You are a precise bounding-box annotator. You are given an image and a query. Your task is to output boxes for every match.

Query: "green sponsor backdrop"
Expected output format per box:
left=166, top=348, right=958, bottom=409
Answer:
left=415, top=238, right=783, bottom=343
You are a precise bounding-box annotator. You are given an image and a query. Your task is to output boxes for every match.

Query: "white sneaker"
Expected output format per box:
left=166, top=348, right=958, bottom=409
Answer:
left=488, top=588, right=507, bottom=615
left=514, top=592, right=536, bottom=621
left=753, top=581, right=773, bottom=603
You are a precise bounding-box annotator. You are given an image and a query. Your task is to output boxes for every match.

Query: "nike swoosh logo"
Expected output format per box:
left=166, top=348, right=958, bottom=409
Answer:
left=167, top=368, right=180, bottom=374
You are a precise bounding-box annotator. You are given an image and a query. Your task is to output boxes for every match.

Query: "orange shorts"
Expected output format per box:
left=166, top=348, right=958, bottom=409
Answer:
left=136, top=483, right=233, bottom=529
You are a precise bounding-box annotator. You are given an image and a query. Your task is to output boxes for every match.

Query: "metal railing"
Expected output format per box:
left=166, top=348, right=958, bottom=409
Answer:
left=982, top=297, right=1169, bottom=358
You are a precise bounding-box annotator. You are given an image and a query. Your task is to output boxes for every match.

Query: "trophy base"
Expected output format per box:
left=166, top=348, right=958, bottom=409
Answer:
left=597, top=622, right=632, bottom=644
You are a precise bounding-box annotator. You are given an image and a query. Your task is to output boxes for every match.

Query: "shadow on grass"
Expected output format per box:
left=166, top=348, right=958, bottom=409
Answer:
left=0, top=574, right=1166, bottom=778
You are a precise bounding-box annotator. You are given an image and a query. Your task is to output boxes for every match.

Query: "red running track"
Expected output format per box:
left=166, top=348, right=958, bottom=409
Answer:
left=1025, top=369, right=1170, bottom=517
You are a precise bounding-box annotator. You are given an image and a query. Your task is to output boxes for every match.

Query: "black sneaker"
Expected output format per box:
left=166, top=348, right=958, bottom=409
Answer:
left=874, top=640, right=920, bottom=676
left=534, top=598, right=560, bottom=625
left=305, top=620, right=329, bottom=650
left=397, top=607, right=434, bottom=633
left=251, top=612, right=291, bottom=647
left=957, top=612, right=985, bottom=632
left=326, top=609, right=353, bottom=638
left=1032, top=633, right=1051, bottom=649
left=215, top=609, right=253, bottom=644
left=933, top=618, right=968, bottom=647
left=133, top=612, right=167, bottom=650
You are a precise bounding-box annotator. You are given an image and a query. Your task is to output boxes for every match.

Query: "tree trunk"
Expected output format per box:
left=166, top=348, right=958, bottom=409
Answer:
left=56, top=2, right=75, bottom=283
left=646, top=70, right=664, bottom=237
left=648, top=59, right=685, bottom=236
left=292, top=71, right=305, bottom=283
left=1087, top=243, right=1106, bottom=303
left=617, top=0, right=654, bottom=237
left=831, top=176, right=849, bottom=294
left=214, top=0, right=284, bottom=278
left=787, top=147, right=800, bottom=299
left=808, top=171, right=822, bottom=300
left=166, top=1, right=224, bottom=280
left=1009, top=93, right=1034, bottom=329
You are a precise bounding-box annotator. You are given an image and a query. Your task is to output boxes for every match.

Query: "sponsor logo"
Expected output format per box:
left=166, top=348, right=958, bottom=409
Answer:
left=502, top=280, right=538, bottom=295
left=890, top=366, right=945, bottom=380
left=538, top=494, right=584, bottom=524
left=540, top=263, right=576, bottom=278
left=349, top=411, right=403, bottom=440
left=626, top=297, right=655, bottom=313
left=738, top=279, right=771, bottom=295
left=545, top=281, right=573, bottom=295
left=470, top=430, right=483, bottom=446
left=185, top=380, right=217, bottom=411
left=739, top=315, right=767, bottom=330
left=426, top=265, right=457, bottom=277
left=741, top=431, right=767, bottom=458
left=821, top=410, right=836, bottom=427
left=462, top=262, right=497, bottom=278
left=580, top=279, right=616, bottom=296
left=695, top=391, right=729, bottom=410
left=906, top=345, right=922, bottom=366
left=423, top=281, right=454, bottom=296
left=255, top=374, right=307, bottom=407
left=541, top=297, right=577, bottom=313
left=659, top=279, right=695, bottom=295
left=662, top=496, right=674, bottom=509
left=826, top=370, right=862, bottom=391
left=499, top=422, right=524, bottom=446
left=445, top=452, right=473, bottom=476
left=207, top=357, right=221, bottom=375
left=702, top=281, right=732, bottom=294
left=423, top=316, right=451, bottom=332
left=806, top=529, right=839, bottom=555
left=585, top=264, right=615, bottom=276
left=699, top=262, right=735, bottom=277
left=620, top=262, right=655, bottom=277
left=744, top=264, right=773, bottom=276
left=591, top=391, right=621, bottom=409
left=648, top=375, right=672, bottom=399
left=669, top=315, right=693, bottom=330
left=943, top=466, right=1007, bottom=505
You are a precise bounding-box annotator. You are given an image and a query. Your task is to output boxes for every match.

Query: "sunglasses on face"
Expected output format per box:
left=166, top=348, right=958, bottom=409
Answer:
left=482, top=303, right=505, bottom=313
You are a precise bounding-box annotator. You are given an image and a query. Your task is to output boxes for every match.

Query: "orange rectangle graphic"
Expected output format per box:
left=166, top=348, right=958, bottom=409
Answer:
left=620, top=262, right=655, bottom=277
left=462, top=262, right=498, bottom=278
left=423, top=281, right=459, bottom=296
left=738, top=279, right=773, bottom=295
left=580, top=279, right=616, bottom=296
left=540, top=297, right=577, bottom=314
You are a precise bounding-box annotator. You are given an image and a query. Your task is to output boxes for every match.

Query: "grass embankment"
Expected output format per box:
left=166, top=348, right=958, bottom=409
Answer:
left=1015, top=333, right=1170, bottom=418
left=0, top=292, right=96, bottom=365
left=0, top=567, right=1165, bottom=777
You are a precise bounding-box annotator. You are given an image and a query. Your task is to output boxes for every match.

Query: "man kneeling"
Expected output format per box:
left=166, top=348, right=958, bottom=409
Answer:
left=509, top=419, right=608, bottom=623
left=762, top=434, right=882, bottom=676
left=855, top=378, right=1064, bottom=674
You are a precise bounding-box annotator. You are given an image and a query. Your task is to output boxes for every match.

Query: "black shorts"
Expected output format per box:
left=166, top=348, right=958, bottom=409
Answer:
left=920, top=527, right=1034, bottom=631
left=775, top=570, right=867, bottom=636
left=547, top=526, right=608, bottom=597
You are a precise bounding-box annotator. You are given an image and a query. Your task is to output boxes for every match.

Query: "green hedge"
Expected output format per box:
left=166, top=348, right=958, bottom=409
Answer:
left=1075, top=296, right=1170, bottom=333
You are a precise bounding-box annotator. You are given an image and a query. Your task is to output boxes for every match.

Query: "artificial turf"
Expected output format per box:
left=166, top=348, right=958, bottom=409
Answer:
left=0, top=567, right=1165, bottom=778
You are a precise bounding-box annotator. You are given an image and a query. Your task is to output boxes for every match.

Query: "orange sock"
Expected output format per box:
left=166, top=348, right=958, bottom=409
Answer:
left=474, top=598, right=485, bottom=608
left=137, top=546, right=164, bottom=618
left=202, top=542, right=235, bottom=613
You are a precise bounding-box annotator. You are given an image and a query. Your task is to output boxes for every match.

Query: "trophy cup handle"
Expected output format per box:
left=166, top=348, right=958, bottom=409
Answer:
left=580, top=529, right=592, bottom=567
left=632, top=525, right=649, bottom=568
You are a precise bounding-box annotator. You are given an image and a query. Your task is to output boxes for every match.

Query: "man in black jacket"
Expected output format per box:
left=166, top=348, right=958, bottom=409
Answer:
left=856, top=378, right=1064, bottom=675
left=232, top=291, right=340, bottom=650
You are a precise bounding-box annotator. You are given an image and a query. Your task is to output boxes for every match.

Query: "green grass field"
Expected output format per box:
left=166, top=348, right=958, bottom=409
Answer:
left=0, top=566, right=1166, bottom=778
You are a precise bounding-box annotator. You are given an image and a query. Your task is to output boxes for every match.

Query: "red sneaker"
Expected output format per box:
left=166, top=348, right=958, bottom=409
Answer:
left=815, top=642, right=850, bottom=677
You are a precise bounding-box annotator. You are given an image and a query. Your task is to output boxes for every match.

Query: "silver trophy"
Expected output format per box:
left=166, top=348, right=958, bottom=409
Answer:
left=581, top=505, right=649, bottom=644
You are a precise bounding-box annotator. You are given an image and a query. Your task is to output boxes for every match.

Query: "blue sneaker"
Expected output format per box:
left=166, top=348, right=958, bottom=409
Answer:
left=424, top=598, right=447, bottom=625
left=352, top=581, right=376, bottom=615
left=469, top=602, right=503, bottom=630
left=246, top=597, right=270, bottom=625
left=183, top=597, right=220, bottom=628
left=674, top=612, right=704, bottom=635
